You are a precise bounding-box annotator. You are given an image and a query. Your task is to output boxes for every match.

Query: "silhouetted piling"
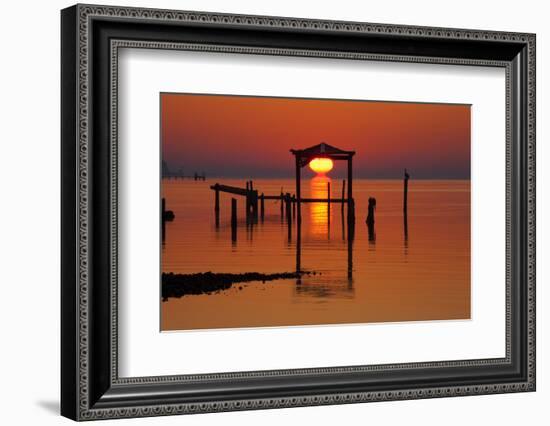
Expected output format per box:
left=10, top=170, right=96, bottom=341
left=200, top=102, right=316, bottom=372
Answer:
left=327, top=181, right=331, bottom=224
left=214, top=184, right=220, bottom=211
left=280, top=190, right=284, bottom=217
left=341, top=180, right=346, bottom=214
left=253, top=190, right=259, bottom=222
left=403, top=168, right=410, bottom=215
left=214, top=184, right=220, bottom=227
left=347, top=208, right=355, bottom=280
left=285, top=193, right=292, bottom=223
left=366, top=197, right=376, bottom=242
left=366, top=197, right=376, bottom=227
left=231, top=198, right=237, bottom=242
left=285, top=193, right=292, bottom=242
left=347, top=198, right=355, bottom=225
left=260, top=193, right=265, bottom=221
left=404, top=214, right=409, bottom=243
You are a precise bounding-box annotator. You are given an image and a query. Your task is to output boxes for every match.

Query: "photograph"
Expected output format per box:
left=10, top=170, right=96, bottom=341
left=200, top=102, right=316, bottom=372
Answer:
left=57, top=3, right=536, bottom=421
left=160, top=93, right=471, bottom=331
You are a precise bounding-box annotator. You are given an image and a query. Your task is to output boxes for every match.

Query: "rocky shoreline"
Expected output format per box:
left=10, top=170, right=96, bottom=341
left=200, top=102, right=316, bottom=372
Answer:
left=162, top=271, right=312, bottom=299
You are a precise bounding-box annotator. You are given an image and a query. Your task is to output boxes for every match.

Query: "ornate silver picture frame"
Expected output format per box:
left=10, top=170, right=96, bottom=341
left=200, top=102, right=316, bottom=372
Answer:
left=61, top=4, right=535, bottom=421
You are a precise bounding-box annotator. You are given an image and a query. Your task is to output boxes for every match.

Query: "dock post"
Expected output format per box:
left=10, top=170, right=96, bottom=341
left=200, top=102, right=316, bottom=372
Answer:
left=260, top=193, right=265, bottom=221
left=341, top=180, right=346, bottom=213
left=292, top=195, right=296, bottom=218
left=285, top=193, right=292, bottom=242
left=214, top=184, right=220, bottom=227
left=347, top=157, right=354, bottom=223
left=214, top=184, right=220, bottom=212
left=403, top=168, right=410, bottom=215
left=252, top=190, right=259, bottom=222
left=327, top=181, right=331, bottom=225
left=285, top=193, right=292, bottom=223
left=348, top=197, right=355, bottom=227
left=347, top=198, right=355, bottom=281
left=280, top=191, right=284, bottom=218
left=231, top=198, right=237, bottom=242
left=245, top=182, right=251, bottom=223
left=295, top=156, right=301, bottom=224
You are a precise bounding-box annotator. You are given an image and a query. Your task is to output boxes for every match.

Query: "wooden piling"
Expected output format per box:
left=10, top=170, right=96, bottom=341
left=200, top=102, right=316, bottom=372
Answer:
left=285, top=193, right=292, bottom=242
left=347, top=200, right=355, bottom=280
left=327, top=181, right=331, bottom=224
left=366, top=197, right=376, bottom=227
left=280, top=191, right=284, bottom=217
left=251, top=190, right=259, bottom=222
left=347, top=157, right=353, bottom=206
left=214, top=185, right=220, bottom=213
left=341, top=180, right=346, bottom=213
left=214, top=184, right=220, bottom=228
left=285, top=193, right=292, bottom=223
left=231, top=198, right=237, bottom=242
left=295, top=157, right=302, bottom=224
left=260, top=193, right=265, bottom=221
left=347, top=158, right=354, bottom=223
left=403, top=168, right=410, bottom=215
left=348, top=197, right=355, bottom=225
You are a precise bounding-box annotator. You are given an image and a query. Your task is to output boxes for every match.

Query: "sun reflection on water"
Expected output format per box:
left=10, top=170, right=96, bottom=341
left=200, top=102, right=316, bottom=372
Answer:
left=309, top=175, right=332, bottom=237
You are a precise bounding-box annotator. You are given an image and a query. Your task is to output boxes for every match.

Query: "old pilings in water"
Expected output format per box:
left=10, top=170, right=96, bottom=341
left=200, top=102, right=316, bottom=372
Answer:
left=260, top=193, right=265, bottom=221
left=403, top=169, right=410, bottom=242
left=366, top=197, right=376, bottom=242
left=231, top=198, right=237, bottom=242
left=403, top=168, right=410, bottom=215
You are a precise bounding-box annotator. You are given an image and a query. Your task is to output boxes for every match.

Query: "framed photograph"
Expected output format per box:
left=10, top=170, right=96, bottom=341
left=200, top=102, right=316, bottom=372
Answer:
left=61, top=4, right=536, bottom=421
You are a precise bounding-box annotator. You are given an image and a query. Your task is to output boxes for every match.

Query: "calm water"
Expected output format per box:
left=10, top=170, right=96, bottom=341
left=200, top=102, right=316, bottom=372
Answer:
left=161, top=178, right=470, bottom=331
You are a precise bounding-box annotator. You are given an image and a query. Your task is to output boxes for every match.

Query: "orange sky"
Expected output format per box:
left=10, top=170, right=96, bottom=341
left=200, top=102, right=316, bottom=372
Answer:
left=161, top=93, right=470, bottom=179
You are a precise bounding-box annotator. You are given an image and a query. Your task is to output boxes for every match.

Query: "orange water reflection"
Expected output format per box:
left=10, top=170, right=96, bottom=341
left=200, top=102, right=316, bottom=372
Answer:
left=161, top=179, right=470, bottom=331
left=309, top=175, right=332, bottom=237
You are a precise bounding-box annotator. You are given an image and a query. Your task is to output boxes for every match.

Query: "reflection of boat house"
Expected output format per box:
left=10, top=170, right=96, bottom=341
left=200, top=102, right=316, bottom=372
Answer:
left=289, top=142, right=356, bottom=280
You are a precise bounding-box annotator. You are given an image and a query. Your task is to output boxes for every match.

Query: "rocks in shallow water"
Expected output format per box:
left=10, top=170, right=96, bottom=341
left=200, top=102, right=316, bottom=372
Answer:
left=162, top=271, right=308, bottom=299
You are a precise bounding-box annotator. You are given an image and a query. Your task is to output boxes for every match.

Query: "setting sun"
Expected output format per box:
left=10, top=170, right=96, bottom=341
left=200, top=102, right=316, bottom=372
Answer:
left=309, top=157, right=334, bottom=175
